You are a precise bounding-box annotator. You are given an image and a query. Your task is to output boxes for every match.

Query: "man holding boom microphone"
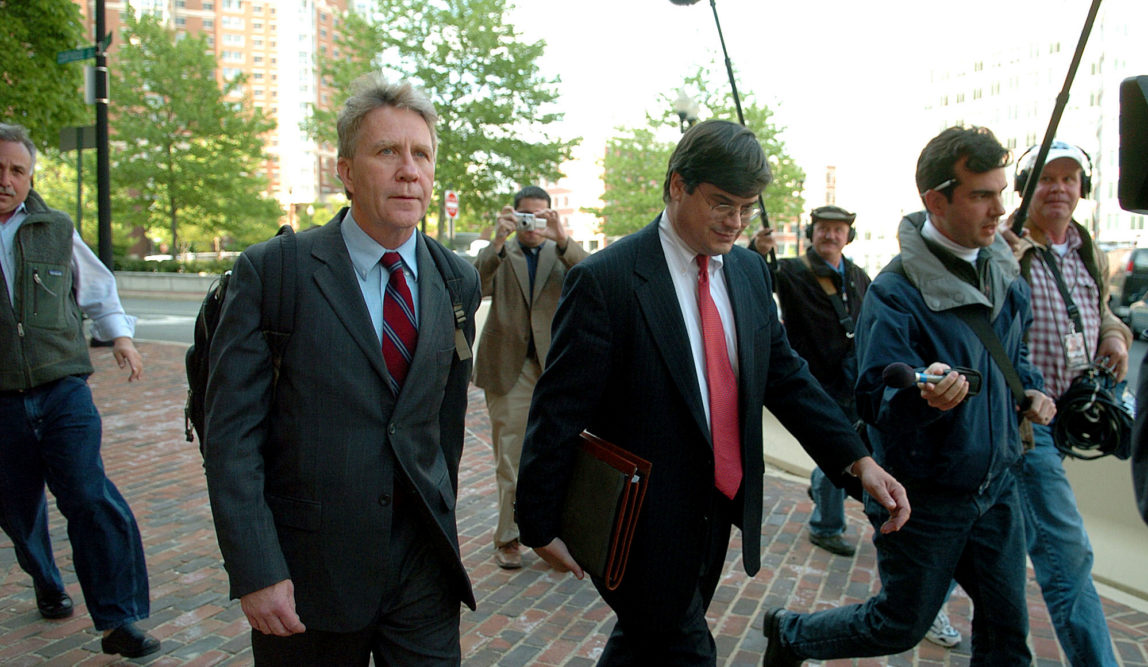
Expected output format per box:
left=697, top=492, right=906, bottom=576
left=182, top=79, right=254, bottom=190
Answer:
left=1003, top=140, right=1126, bottom=666
left=763, top=126, right=1056, bottom=665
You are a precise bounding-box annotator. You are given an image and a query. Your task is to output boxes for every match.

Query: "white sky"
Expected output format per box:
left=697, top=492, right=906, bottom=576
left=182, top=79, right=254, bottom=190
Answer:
left=508, top=0, right=1132, bottom=225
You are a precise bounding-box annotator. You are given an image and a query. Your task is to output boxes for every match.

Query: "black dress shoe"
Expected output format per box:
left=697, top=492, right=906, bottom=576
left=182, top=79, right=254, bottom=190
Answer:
left=809, top=532, right=856, bottom=557
left=101, top=623, right=161, bottom=658
left=35, top=587, right=74, bottom=620
left=762, top=607, right=803, bottom=666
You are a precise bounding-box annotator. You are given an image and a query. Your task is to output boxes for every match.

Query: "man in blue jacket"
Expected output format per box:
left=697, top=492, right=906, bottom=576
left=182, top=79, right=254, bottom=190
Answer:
left=763, top=126, right=1056, bottom=665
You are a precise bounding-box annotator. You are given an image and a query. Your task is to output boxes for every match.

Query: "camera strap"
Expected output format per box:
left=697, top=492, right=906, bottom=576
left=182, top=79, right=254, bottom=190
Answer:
left=1038, top=248, right=1087, bottom=334
left=952, top=306, right=1031, bottom=412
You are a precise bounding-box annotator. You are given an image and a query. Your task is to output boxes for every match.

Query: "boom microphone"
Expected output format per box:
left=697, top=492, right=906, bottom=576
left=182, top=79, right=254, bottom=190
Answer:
left=882, top=362, right=982, bottom=396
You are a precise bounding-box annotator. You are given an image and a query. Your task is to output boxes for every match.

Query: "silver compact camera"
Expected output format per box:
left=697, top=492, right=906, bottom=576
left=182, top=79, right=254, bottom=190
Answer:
left=515, top=212, right=546, bottom=232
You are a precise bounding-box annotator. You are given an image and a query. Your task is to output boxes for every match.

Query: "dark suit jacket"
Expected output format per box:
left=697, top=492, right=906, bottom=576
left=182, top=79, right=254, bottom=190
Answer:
left=473, top=238, right=588, bottom=394
left=516, top=217, right=867, bottom=624
left=204, top=212, right=480, bottom=632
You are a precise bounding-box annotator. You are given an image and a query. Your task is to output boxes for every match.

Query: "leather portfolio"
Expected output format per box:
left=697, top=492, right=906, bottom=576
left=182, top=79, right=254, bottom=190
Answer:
left=559, top=431, right=652, bottom=591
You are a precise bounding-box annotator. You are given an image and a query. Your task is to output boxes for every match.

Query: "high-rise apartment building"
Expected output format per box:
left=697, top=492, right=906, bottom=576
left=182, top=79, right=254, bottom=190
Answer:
left=74, top=0, right=354, bottom=222
left=923, top=0, right=1148, bottom=245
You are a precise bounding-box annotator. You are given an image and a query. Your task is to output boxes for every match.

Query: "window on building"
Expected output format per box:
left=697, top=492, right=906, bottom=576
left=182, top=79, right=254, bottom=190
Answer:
left=203, top=1, right=214, bottom=9
left=175, top=16, right=186, bottom=26
left=223, top=33, right=244, bottom=45
left=222, top=16, right=244, bottom=29
left=254, top=55, right=263, bottom=64
left=203, top=18, right=213, bottom=29
left=222, top=0, right=243, bottom=10
left=253, top=38, right=263, bottom=47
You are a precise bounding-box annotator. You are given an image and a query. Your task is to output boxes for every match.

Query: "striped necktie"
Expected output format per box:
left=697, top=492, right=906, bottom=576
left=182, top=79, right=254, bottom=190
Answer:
left=697, top=254, right=743, bottom=499
left=381, top=252, right=417, bottom=394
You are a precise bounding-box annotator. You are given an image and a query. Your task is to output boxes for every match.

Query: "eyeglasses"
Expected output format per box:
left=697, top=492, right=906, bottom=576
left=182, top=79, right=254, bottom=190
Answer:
left=708, top=201, right=762, bottom=224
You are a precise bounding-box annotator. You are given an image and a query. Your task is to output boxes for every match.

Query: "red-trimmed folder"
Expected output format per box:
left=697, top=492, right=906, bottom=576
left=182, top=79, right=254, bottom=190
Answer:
left=559, top=431, right=652, bottom=591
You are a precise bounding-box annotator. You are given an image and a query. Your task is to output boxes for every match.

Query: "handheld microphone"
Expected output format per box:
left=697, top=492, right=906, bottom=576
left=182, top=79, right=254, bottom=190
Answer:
left=882, top=362, right=982, bottom=396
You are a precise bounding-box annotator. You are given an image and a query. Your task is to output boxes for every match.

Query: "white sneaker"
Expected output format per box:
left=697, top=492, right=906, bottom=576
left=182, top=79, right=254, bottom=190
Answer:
left=925, top=609, right=961, bottom=648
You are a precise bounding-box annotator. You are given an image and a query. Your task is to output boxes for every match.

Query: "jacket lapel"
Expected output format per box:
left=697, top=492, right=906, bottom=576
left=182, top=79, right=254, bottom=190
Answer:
left=633, top=219, right=710, bottom=440
left=723, top=250, right=762, bottom=444
left=505, top=243, right=532, bottom=305
left=402, top=233, right=452, bottom=399
left=310, top=216, right=390, bottom=384
left=532, top=241, right=558, bottom=304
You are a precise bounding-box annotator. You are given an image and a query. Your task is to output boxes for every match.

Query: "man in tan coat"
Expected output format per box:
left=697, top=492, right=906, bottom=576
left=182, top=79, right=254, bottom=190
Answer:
left=473, top=186, right=588, bottom=568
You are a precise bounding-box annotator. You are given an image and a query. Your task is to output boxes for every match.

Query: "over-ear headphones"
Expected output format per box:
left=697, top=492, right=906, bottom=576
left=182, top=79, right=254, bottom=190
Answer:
left=1014, top=141, right=1093, bottom=198
left=805, top=205, right=857, bottom=243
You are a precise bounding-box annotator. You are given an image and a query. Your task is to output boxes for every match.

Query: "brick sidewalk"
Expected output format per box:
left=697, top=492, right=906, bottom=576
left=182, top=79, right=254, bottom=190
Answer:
left=2, top=341, right=1146, bottom=665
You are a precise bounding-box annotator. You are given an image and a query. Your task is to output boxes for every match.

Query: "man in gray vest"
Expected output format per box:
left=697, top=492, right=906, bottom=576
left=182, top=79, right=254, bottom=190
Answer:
left=0, top=123, right=159, bottom=658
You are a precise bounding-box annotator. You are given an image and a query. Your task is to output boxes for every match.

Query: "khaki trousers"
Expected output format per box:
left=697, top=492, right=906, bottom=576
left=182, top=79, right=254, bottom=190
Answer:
left=484, top=356, right=542, bottom=549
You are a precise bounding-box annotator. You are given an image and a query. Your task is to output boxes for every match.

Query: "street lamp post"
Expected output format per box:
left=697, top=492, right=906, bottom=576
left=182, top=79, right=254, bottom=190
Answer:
left=672, top=90, right=699, bottom=134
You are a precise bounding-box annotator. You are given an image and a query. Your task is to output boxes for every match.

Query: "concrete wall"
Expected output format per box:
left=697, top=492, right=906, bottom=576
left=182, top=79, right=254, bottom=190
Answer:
left=761, top=409, right=1148, bottom=603
left=115, top=271, right=219, bottom=296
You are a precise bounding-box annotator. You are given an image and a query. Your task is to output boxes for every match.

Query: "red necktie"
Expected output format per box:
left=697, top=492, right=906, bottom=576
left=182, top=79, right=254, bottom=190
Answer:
left=381, top=252, right=417, bottom=394
left=697, top=255, right=743, bottom=499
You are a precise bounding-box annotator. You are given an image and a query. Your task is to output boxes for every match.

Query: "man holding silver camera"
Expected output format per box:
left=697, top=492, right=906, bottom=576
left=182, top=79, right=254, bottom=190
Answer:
left=473, top=186, right=587, bottom=569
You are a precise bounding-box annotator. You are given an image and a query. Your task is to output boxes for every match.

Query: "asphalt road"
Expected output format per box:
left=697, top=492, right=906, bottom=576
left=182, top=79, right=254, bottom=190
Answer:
left=122, top=295, right=201, bottom=345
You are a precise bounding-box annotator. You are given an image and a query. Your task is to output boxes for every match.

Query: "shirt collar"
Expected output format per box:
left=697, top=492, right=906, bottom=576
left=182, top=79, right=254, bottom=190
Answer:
left=658, top=209, right=724, bottom=274
left=341, top=209, right=420, bottom=281
left=922, top=212, right=979, bottom=264
left=0, top=200, right=28, bottom=228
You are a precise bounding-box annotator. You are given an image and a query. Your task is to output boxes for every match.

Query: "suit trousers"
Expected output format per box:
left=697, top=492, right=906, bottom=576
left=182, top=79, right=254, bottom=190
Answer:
left=0, top=375, right=150, bottom=631
left=250, top=486, right=461, bottom=665
left=596, top=489, right=734, bottom=666
left=484, top=356, right=542, bottom=548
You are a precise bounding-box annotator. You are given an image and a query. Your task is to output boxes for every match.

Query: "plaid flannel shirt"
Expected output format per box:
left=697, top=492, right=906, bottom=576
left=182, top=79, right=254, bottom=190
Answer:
left=1024, top=224, right=1102, bottom=400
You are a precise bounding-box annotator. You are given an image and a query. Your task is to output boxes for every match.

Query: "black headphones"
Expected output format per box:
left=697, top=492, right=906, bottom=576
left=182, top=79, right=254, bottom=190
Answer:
left=1014, top=142, right=1093, bottom=198
left=804, top=205, right=857, bottom=243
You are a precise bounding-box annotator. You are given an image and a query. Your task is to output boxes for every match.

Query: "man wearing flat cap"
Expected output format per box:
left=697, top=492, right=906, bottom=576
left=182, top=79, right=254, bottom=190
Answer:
left=773, top=205, right=870, bottom=556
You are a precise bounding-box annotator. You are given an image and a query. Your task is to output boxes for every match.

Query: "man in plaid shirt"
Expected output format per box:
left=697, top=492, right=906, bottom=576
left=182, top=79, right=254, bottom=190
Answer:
left=1008, top=140, right=1130, bottom=666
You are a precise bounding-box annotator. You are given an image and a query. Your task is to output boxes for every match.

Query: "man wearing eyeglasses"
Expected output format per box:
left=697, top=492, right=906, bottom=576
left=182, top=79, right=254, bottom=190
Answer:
left=516, top=119, right=909, bottom=663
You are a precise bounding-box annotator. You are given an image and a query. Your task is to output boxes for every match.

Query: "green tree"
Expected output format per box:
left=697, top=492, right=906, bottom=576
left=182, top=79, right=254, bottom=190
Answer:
left=595, top=68, right=805, bottom=238
left=593, top=124, right=675, bottom=237
left=309, top=0, right=577, bottom=233
left=110, top=12, right=281, bottom=253
left=0, top=0, right=88, bottom=151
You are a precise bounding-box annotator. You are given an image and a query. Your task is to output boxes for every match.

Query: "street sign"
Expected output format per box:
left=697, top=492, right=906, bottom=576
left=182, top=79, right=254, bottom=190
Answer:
left=445, top=190, right=459, bottom=219
left=56, top=46, right=96, bottom=65
left=59, top=125, right=97, bottom=152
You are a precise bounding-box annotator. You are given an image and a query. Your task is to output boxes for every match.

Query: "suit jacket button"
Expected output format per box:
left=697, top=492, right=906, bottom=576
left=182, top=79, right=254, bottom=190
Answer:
left=379, top=494, right=392, bottom=506
left=388, top=424, right=397, bottom=435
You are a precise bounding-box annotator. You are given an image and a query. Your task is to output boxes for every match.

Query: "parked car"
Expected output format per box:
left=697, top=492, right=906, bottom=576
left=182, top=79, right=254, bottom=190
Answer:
left=1107, top=247, right=1148, bottom=323
left=1129, top=298, right=1148, bottom=340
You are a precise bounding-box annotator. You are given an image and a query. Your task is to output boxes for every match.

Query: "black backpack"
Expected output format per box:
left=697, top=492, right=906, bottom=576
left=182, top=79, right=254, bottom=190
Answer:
left=184, top=225, right=297, bottom=451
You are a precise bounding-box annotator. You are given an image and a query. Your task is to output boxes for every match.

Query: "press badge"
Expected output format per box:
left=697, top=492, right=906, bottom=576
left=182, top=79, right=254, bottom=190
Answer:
left=1063, top=331, right=1090, bottom=371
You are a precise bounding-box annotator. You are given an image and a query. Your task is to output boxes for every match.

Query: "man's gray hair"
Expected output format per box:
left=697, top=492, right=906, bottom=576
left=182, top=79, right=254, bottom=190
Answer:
left=0, top=123, right=37, bottom=172
left=337, top=74, right=438, bottom=160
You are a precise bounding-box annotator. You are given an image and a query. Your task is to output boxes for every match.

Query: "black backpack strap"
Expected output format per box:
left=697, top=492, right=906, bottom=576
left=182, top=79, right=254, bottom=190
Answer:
left=261, top=225, right=297, bottom=361
left=952, top=305, right=1032, bottom=411
left=423, top=234, right=471, bottom=361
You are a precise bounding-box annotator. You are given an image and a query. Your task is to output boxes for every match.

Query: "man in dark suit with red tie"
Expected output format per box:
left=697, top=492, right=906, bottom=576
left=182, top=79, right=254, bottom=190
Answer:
left=516, top=119, right=910, bottom=664
left=204, top=73, right=480, bottom=664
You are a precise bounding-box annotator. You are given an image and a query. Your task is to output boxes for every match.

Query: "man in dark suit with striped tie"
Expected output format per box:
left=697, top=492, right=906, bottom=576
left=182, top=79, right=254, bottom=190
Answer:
left=204, top=73, right=480, bottom=665
left=516, top=119, right=910, bottom=664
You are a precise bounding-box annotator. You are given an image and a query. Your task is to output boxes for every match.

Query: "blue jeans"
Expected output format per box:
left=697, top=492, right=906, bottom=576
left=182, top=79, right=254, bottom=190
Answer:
left=778, top=469, right=1030, bottom=665
left=1014, top=424, right=1117, bottom=666
left=0, top=376, right=150, bottom=631
left=809, top=467, right=846, bottom=537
